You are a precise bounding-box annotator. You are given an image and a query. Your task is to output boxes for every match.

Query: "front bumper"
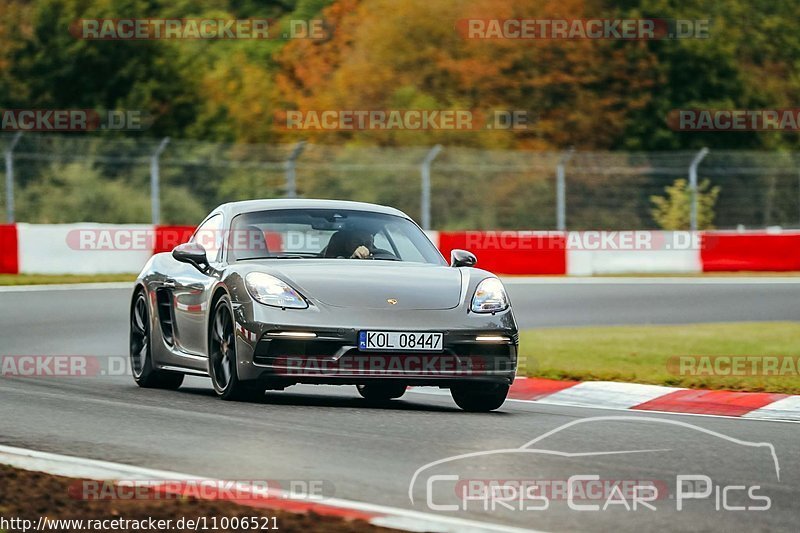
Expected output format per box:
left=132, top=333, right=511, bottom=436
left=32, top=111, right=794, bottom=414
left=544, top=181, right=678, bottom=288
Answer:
left=232, top=302, right=518, bottom=386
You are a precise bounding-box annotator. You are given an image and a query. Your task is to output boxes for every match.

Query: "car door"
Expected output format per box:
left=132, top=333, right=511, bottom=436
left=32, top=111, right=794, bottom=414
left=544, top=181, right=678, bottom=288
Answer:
left=170, top=213, right=224, bottom=356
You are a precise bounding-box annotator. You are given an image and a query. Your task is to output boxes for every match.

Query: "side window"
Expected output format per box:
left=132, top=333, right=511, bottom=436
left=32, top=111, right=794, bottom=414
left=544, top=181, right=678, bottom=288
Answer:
left=192, top=214, right=224, bottom=263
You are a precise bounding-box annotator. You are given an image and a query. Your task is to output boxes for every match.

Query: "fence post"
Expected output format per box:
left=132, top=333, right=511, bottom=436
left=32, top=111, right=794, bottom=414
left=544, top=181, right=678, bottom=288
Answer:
left=150, top=137, right=170, bottom=226
left=285, top=141, right=307, bottom=198
left=688, top=147, right=709, bottom=232
left=556, top=148, right=575, bottom=231
left=4, top=132, right=22, bottom=223
left=420, top=144, right=443, bottom=230
left=764, top=174, right=777, bottom=227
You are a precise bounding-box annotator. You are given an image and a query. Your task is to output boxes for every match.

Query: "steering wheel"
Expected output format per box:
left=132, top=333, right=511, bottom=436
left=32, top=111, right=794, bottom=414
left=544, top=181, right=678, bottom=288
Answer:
left=369, top=248, right=399, bottom=260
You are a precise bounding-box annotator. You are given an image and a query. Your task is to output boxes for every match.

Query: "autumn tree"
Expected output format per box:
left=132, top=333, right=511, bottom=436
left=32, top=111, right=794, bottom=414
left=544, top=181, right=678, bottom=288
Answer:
left=276, top=0, right=658, bottom=149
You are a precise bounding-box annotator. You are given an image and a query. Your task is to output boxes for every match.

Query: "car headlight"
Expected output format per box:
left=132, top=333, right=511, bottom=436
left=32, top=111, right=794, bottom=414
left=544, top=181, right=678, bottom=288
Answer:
left=245, top=272, right=308, bottom=309
left=471, top=278, right=509, bottom=313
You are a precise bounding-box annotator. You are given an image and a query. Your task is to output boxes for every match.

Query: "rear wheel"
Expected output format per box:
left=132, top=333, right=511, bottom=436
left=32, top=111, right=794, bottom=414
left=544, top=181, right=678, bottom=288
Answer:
left=356, top=383, right=407, bottom=402
left=451, top=383, right=509, bottom=412
left=130, top=290, right=184, bottom=390
left=209, top=295, right=263, bottom=401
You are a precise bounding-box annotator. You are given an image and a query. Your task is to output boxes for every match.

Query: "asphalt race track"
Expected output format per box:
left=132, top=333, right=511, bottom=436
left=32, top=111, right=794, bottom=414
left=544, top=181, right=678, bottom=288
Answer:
left=1, top=278, right=799, bottom=532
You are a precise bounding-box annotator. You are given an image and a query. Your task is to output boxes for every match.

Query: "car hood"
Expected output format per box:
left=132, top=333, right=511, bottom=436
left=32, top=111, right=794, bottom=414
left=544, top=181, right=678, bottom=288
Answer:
left=255, top=260, right=464, bottom=310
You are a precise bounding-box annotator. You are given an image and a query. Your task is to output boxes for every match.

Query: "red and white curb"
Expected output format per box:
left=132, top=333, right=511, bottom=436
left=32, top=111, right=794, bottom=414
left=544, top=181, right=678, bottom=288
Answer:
left=501, top=377, right=800, bottom=421
left=0, top=445, right=540, bottom=533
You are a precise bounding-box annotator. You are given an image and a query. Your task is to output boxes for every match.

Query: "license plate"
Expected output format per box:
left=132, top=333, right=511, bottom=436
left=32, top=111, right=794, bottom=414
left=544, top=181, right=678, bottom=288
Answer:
left=358, top=331, right=443, bottom=352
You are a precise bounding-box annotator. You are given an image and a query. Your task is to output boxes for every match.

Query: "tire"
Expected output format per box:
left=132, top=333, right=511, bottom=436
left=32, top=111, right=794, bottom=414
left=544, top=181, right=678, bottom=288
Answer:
left=356, top=383, right=407, bottom=402
left=130, top=290, right=184, bottom=390
left=209, top=295, right=263, bottom=402
left=450, top=383, right=509, bottom=412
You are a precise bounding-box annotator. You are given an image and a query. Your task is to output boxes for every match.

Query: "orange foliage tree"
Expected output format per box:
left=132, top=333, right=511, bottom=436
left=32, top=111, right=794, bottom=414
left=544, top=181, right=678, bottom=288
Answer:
left=276, top=0, right=658, bottom=149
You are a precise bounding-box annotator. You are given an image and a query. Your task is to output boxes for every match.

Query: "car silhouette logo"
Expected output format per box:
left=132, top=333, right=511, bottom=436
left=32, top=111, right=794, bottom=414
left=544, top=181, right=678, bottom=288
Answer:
left=387, top=298, right=398, bottom=305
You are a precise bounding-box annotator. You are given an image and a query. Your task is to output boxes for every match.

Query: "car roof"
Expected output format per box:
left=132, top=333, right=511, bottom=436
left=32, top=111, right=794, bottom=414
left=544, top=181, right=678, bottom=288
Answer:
left=214, top=199, right=410, bottom=219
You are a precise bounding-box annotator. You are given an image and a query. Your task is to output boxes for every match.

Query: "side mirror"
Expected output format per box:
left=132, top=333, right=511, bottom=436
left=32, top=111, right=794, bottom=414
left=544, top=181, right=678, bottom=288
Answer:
left=450, top=249, right=477, bottom=268
left=172, top=242, right=209, bottom=272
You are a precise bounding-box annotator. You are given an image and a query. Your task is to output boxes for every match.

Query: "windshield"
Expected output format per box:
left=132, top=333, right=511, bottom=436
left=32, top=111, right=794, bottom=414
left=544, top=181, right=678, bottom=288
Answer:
left=228, top=208, right=445, bottom=265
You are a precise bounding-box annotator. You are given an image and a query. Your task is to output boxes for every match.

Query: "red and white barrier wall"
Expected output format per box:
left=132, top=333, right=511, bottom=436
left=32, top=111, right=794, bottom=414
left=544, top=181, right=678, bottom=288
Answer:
left=0, top=224, right=799, bottom=275
left=0, top=224, right=195, bottom=275
left=16, top=224, right=155, bottom=275
left=434, top=229, right=800, bottom=275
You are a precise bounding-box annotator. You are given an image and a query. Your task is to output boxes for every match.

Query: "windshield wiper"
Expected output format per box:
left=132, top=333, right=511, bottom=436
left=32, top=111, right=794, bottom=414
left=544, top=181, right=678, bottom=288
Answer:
left=236, top=254, right=314, bottom=260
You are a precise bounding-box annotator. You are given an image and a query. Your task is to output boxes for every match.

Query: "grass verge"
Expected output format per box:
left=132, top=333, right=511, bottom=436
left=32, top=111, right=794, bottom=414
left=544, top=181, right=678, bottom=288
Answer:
left=519, top=321, right=800, bottom=394
left=0, top=274, right=136, bottom=286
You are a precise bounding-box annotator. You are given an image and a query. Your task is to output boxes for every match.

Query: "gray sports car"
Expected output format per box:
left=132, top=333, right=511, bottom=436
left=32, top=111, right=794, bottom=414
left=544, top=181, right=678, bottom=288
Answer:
left=130, top=199, right=518, bottom=411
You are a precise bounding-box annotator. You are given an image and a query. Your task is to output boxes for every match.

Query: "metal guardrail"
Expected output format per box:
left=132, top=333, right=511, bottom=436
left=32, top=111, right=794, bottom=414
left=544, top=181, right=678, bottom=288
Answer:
left=1, top=133, right=799, bottom=230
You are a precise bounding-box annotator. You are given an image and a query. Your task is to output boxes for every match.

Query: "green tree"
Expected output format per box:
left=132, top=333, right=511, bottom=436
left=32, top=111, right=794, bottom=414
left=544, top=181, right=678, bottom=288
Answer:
left=621, top=0, right=800, bottom=150
left=16, top=161, right=206, bottom=223
left=651, top=178, right=720, bottom=230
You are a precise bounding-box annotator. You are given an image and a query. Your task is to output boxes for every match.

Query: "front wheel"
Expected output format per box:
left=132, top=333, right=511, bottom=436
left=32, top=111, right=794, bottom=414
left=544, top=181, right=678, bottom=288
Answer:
left=451, top=383, right=509, bottom=412
left=209, top=295, right=263, bottom=401
left=356, top=383, right=407, bottom=402
left=129, top=290, right=184, bottom=390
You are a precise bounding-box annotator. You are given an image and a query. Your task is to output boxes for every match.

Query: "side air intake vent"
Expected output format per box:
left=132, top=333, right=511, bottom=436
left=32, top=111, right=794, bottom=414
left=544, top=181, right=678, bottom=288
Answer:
left=155, top=289, right=175, bottom=346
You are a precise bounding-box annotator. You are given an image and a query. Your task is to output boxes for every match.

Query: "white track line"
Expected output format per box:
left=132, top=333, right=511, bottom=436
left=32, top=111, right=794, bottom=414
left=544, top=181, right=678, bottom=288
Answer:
left=0, top=282, right=134, bottom=292
left=0, top=444, right=542, bottom=533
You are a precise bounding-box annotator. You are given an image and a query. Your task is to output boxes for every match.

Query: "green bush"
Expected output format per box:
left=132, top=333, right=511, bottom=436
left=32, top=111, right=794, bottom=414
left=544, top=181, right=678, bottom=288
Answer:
left=651, top=178, right=720, bottom=230
left=17, top=162, right=206, bottom=224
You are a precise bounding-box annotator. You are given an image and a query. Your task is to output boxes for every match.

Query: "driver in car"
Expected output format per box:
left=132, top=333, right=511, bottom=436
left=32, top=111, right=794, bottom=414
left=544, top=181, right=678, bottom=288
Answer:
left=345, top=229, right=374, bottom=259
left=325, top=228, right=375, bottom=259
